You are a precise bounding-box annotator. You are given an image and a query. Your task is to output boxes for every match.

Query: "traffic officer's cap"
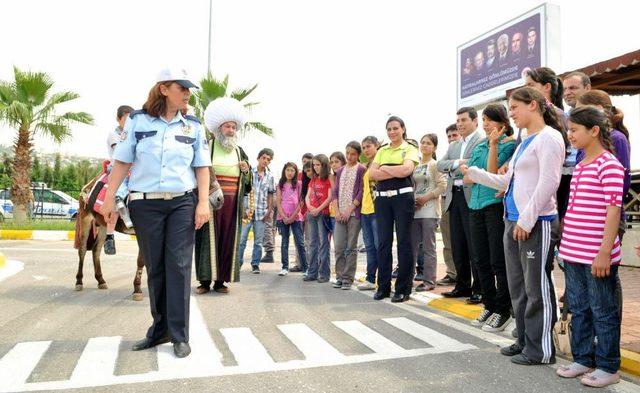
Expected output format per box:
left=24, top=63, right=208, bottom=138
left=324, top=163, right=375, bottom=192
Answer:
left=156, top=67, right=199, bottom=89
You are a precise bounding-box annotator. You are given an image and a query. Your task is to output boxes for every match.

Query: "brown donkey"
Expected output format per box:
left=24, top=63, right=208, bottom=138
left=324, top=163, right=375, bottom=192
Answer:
left=73, top=174, right=145, bottom=301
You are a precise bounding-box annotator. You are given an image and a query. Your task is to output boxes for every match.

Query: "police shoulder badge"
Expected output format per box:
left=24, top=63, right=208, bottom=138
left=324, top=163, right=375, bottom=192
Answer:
left=120, top=131, right=127, bottom=141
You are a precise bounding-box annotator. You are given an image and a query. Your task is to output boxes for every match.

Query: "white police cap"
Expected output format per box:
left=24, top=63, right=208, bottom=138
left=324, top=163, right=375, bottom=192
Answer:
left=156, top=67, right=198, bottom=89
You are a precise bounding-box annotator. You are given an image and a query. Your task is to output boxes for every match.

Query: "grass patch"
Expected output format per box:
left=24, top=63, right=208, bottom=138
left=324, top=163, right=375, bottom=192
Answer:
left=0, top=219, right=75, bottom=231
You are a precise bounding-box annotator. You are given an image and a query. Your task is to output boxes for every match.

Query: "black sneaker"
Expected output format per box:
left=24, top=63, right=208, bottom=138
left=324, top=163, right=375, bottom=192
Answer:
left=104, top=236, right=116, bottom=255
left=260, top=252, right=274, bottom=263
left=482, top=313, right=512, bottom=332
left=436, top=275, right=456, bottom=286
left=511, top=352, right=555, bottom=365
left=252, top=265, right=260, bottom=274
left=471, top=309, right=493, bottom=327
left=333, top=280, right=343, bottom=288
left=500, top=343, right=523, bottom=357
left=289, top=266, right=302, bottom=273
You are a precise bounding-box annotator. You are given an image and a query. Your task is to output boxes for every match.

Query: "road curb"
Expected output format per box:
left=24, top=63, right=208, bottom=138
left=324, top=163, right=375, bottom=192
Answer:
left=410, top=292, right=640, bottom=378
left=0, top=230, right=135, bottom=241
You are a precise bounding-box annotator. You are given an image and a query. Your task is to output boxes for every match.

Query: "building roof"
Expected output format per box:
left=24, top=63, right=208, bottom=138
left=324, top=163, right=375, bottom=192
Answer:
left=562, top=49, right=640, bottom=95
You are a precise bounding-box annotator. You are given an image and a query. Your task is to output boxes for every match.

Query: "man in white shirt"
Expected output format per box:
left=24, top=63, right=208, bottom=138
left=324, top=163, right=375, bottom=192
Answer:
left=437, top=108, right=483, bottom=303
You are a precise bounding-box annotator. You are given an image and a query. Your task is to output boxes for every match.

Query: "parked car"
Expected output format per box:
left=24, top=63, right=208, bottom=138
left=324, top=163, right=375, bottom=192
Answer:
left=0, top=187, right=79, bottom=219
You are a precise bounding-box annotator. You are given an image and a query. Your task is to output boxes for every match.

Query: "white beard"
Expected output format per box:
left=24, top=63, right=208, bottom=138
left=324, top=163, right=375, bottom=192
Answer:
left=213, top=127, right=238, bottom=152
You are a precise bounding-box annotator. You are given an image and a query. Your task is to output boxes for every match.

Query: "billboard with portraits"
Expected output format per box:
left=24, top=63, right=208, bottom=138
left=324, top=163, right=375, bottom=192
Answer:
left=457, top=3, right=560, bottom=107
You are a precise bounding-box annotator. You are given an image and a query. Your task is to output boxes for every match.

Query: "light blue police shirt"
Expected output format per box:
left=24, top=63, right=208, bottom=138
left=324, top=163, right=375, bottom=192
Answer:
left=113, top=110, right=211, bottom=193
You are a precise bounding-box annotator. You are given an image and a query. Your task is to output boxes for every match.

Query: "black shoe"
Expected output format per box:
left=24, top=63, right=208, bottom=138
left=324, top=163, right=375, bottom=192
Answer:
left=510, top=353, right=555, bottom=365
left=442, top=289, right=472, bottom=298
left=104, top=236, right=116, bottom=255
left=415, top=283, right=435, bottom=292
left=500, top=343, right=523, bottom=357
left=414, top=273, right=425, bottom=282
left=333, top=280, right=343, bottom=288
left=132, top=335, right=170, bottom=351
left=252, top=265, right=260, bottom=274
left=391, top=293, right=411, bottom=303
left=466, top=294, right=482, bottom=304
left=173, top=342, right=191, bottom=358
left=289, top=266, right=302, bottom=273
left=373, top=291, right=390, bottom=300
left=317, top=277, right=329, bottom=283
left=391, top=267, right=398, bottom=279
left=260, top=251, right=274, bottom=263
left=303, top=276, right=317, bottom=282
left=436, top=275, right=456, bottom=286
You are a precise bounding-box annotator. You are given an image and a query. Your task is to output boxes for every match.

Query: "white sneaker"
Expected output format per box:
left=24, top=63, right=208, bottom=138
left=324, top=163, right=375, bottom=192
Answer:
left=278, top=269, right=288, bottom=276
left=357, top=281, right=376, bottom=291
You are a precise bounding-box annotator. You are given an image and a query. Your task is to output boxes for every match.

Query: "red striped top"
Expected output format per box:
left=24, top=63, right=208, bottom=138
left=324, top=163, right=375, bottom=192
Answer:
left=559, top=151, right=624, bottom=265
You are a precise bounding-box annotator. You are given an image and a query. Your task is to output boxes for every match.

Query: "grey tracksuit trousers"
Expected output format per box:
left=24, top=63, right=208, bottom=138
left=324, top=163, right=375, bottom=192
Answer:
left=504, top=219, right=559, bottom=364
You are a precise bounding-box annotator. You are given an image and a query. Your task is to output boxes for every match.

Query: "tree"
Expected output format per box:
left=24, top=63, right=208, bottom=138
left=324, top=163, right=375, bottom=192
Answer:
left=52, top=153, right=62, bottom=188
left=32, top=155, right=42, bottom=183
left=0, top=67, right=93, bottom=222
left=42, top=163, right=53, bottom=188
left=189, top=73, right=273, bottom=136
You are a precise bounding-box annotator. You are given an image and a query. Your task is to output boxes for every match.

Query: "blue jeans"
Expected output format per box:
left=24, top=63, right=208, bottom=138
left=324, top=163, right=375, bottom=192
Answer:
left=306, top=213, right=330, bottom=280
left=565, top=262, right=621, bottom=373
left=277, top=220, right=307, bottom=271
left=237, top=219, right=267, bottom=267
left=361, top=213, right=379, bottom=284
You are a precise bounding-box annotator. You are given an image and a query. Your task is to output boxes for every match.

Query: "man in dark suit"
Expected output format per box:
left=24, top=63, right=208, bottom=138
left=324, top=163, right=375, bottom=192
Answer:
left=437, top=107, right=484, bottom=303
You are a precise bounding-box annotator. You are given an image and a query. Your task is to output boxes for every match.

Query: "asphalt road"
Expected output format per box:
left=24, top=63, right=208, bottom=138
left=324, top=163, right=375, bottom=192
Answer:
left=0, top=240, right=638, bottom=393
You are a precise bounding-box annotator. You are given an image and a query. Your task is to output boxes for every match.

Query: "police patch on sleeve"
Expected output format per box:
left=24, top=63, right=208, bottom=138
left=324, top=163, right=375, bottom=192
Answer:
left=120, top=131, right=127, bottom=141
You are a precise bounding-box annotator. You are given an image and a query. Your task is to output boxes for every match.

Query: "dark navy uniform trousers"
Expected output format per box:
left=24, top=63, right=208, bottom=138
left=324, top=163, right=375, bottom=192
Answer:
left=129, top=193, right=196, bottom=343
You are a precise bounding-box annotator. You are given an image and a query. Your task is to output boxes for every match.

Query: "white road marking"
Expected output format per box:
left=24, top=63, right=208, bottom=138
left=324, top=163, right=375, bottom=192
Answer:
left=0, top=341, right=51, bottom=391
left=220, top=327, right=276, bottom=369
left=156, top=296, right=223, bottom=378
left=333, top=320, right=405, bottom=355
left=70, top=336, right=122, bottom=383
left=0, top=247, right=138, bottom=257
left=0, top=259, right=24, bottom=282
left=277, top=323, right=346, bottom=362
left=384, top=317, right=468, bottom=350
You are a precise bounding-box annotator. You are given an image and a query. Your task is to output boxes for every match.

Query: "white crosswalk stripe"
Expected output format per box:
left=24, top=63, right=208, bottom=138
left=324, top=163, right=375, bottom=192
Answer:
left=220, top=327, right=276, bottom=369
left=0, top=341, right=51, bottom=392
left=333, top=320, right=405, bottom=355
left=70, top=336, right=121, bottom=384
left=0, top=300, right=476, bottom=392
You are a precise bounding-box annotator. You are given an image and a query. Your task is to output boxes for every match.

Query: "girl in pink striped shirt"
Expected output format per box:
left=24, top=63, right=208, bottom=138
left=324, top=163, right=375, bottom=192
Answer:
left=556, top=106, right=624, bottom=388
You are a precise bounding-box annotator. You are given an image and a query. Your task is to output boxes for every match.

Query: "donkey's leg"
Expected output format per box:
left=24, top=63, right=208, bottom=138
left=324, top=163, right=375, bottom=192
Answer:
left=75, top=218, right=92, bottom=291
left=132, top=250, right=145, bottom=301
left=93, top=227, right=108, bottom=289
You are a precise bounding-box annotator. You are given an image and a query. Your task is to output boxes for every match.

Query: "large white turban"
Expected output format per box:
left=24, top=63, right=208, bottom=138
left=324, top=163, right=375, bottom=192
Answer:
left=204, top=97, right=246, bottom=132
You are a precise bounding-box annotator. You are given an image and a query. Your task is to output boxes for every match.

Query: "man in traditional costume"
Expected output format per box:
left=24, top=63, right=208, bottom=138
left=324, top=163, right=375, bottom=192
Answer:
left=194, top=97, right=252, bottom=294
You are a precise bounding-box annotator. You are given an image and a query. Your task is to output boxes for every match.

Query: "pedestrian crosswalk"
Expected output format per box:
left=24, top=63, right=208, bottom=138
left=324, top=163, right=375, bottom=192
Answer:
left=0, top=297, right=477, bottom=392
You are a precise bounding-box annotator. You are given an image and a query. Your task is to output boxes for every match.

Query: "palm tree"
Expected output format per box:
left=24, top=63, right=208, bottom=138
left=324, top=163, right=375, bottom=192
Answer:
left=189, top=73, right=273, bottom=136
left=0, top=67, right=93, bottom=223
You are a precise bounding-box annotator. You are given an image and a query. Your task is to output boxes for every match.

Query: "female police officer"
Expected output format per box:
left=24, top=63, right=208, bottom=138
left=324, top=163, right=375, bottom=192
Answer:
left=102, top=68, right=211, bottom=358
left=368, top=116, right=419, bottom=303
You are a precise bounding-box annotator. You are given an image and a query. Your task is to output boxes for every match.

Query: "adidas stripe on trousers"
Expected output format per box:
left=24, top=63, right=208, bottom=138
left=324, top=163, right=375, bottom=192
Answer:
left=503, top=219, right=559, bottom=363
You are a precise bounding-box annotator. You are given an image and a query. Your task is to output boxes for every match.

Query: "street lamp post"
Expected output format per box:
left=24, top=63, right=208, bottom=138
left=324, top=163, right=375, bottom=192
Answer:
left=207, top=0, right=213, bottom=73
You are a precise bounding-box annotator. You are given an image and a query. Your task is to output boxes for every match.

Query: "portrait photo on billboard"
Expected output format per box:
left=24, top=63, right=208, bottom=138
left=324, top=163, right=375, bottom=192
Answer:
left=456, top=4, right=555, bottom=107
